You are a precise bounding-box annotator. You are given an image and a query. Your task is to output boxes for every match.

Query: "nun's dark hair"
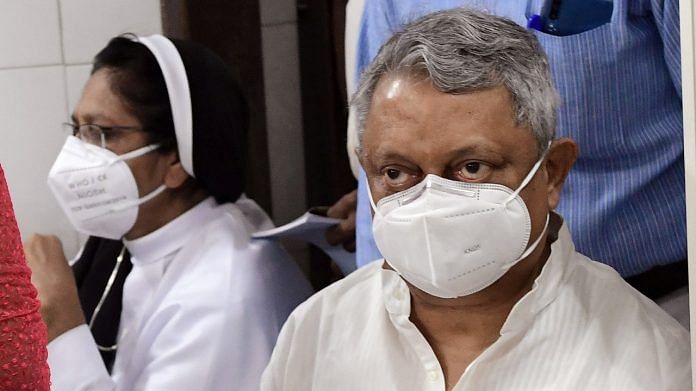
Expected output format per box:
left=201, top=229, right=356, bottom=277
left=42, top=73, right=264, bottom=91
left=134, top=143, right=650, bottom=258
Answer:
left=92, top=34, right=248, bottom=204
left=93, top=35, right=177, bottom=153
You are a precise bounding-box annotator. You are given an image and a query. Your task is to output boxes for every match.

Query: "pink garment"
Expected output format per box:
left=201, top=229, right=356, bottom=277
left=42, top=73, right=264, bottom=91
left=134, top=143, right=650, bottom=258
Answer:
left=0, top=166, right=50, bottom=390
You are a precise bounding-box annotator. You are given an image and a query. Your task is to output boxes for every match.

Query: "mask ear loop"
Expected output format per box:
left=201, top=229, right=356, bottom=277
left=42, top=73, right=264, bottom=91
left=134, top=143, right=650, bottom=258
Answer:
left=110, top=143, right=161, bottom=164
left=501, top=140, right=553, bottom=269
left=502, top=212, right=550, bottom=272
left=80, top=183, right=168, bottom=220
left=104, top=143, right=166, bottom=214
left=366, top=181, right=381, bottom=217
left=98, top=184, right=168, bottom=215
left=504, top=141, right=552, bottom=206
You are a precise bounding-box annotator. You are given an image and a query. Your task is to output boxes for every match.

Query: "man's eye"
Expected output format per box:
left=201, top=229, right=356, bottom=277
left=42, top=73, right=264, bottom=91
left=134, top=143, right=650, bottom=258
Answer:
left=383, top=167, right=410, bottom=186
left=457, top=161, right=491, bottom=180
left=464, top=162, right=481, bottom=174
left=386, top=168, right=401, bottom=179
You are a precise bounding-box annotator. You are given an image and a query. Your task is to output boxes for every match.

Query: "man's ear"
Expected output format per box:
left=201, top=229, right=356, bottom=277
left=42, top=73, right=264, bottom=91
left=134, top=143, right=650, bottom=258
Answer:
left=161, top=151, right=191, bottom=189
left=544, top=138, right=578, bottom=210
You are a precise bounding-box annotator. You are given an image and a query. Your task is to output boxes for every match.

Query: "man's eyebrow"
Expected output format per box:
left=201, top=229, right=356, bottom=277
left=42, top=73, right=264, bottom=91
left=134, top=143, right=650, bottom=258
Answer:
left=448, top=144, right=504, bottom=158
left=369, top=144, right=505, bottom=163
left=371, top=149, right=416, bottom=163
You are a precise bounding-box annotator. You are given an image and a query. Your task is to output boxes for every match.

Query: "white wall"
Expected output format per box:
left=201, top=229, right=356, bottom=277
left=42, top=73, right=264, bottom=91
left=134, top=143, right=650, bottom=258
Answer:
left=0, top=0, right=162, bottom=257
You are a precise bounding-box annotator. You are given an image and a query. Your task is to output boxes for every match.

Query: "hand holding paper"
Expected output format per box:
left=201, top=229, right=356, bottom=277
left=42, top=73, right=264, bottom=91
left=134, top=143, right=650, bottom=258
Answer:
left=252, top=207, right=357, bottom=275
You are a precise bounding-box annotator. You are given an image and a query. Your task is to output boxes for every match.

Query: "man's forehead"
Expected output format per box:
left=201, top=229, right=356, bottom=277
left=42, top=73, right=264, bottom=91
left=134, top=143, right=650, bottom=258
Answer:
left=362, top=76, right=537, bottom=162
left=370, top=74, right=514, bottom=119
left=372, top=73, right=429, bottom=100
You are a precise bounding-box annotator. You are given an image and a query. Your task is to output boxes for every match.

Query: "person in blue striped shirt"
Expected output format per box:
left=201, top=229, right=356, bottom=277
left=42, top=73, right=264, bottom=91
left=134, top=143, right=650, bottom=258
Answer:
left=343, top=0, right=687, bottom=325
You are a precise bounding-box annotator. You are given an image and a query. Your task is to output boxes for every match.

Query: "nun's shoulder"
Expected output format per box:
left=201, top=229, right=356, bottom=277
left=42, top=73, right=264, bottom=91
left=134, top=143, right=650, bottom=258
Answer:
left=164, top=200, right=311, bottom=310
left=181, top=198, right=268, bottom=248
left=181, top=201, right=282, bottom=265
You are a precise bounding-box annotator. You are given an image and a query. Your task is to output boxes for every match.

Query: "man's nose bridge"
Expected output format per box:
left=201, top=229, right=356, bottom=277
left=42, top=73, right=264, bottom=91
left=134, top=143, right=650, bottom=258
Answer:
left=420, top=166, right=449, bottom=182
left=420, top=174, right=478, bottom=199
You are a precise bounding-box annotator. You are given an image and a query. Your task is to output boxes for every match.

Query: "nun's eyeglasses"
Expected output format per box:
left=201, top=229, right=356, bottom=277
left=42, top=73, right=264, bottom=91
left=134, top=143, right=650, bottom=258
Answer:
left=63, top=123, right=141, bottom=148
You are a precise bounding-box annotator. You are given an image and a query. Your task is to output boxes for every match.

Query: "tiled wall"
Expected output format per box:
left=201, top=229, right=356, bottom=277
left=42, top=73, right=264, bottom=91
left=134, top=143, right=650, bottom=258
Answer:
left=0, top=0, right=308, bottom=259
left=0, top=0, right=162, bottom=257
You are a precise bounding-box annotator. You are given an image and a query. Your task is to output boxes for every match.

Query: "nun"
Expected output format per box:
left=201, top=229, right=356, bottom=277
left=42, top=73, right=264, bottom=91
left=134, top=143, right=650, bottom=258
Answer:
left=24, top=34, right=313, bottom=390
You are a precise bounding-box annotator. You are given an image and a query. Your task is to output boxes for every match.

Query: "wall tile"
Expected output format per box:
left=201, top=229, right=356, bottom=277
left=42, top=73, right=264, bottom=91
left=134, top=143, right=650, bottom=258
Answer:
left=0, top=66, right=81, bottom=256
left=0, top=1, right=62, bottom=68
left=261, top=23, right=306, bottom=224
left=259, top=0, right=296, bottom=26
left=65, top=64, right=92, bottom=116
left=60, top=0, right=162, bottom=64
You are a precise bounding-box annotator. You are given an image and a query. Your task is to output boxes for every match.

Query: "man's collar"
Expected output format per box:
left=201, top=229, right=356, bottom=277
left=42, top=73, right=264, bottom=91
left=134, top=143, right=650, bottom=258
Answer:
left=500, top=212, right=575, bottom=333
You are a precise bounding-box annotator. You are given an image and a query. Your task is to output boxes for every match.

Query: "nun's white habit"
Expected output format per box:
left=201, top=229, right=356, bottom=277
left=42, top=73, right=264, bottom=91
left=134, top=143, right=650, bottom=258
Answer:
left=46, top=35, right=313, bottom=390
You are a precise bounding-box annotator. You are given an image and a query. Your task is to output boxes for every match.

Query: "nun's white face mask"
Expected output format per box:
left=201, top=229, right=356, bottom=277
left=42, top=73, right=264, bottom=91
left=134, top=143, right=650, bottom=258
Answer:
left=48, top=34, right=198, bottom=240
left=47, top=135, right=165, bottom=240
left=47, top=68, right=168, bottom=240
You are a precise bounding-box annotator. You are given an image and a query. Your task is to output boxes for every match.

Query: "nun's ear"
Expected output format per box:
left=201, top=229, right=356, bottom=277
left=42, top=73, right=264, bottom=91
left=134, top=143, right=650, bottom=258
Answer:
left=163, top=154, right=192, bottom=189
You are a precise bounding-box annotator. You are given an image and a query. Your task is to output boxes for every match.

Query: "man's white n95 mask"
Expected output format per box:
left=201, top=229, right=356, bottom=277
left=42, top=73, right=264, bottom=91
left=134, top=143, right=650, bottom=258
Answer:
left=47, top=136, right=166, bottom=240
left=368, top=153, right=550, bottom=298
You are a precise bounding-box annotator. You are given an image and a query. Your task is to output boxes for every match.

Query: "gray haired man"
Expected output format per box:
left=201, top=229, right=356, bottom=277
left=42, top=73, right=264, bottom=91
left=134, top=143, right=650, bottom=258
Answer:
left=261, top=9, right=690, bottom=391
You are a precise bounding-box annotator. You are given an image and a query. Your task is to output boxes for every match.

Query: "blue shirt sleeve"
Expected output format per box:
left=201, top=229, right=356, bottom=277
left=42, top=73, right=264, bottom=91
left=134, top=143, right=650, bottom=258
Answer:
left=355, top=0, right=395, bottom=266
left=650, top=0, right=682, bottom=96
left=356, top=0, right=398, bottom=79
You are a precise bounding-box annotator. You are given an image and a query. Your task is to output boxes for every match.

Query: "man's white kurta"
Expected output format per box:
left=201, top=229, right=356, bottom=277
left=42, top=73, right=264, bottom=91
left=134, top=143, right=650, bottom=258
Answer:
left=48, top=197, right=313, bottom=390
left=261, top=222, right=691, bottom=391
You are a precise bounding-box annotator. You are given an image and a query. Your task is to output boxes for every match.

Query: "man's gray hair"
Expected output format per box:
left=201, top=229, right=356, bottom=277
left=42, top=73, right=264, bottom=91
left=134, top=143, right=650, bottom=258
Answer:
left=351, top=8, right=559, bottom=155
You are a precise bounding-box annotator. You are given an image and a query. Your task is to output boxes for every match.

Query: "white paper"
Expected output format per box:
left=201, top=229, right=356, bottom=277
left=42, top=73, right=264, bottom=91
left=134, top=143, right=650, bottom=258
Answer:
left=252, top=210, right=357, bottom=275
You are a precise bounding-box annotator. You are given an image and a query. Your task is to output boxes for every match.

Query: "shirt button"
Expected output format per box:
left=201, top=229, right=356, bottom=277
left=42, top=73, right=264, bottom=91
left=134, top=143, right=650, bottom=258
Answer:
left=427, top=369, right=439, bottom=381
left=393, top=289, right=403, bottom=300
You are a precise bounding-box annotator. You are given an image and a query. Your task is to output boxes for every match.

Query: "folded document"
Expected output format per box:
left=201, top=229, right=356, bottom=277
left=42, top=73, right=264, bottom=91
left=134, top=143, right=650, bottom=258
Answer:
left=251, top=208, right=357, bottom=275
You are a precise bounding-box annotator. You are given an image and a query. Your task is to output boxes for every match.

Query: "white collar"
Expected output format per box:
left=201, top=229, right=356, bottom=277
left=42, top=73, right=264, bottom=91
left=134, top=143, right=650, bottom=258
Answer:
left=500, top=216, right=574, bottom=333
left=123, top=197, right=218, bottom=265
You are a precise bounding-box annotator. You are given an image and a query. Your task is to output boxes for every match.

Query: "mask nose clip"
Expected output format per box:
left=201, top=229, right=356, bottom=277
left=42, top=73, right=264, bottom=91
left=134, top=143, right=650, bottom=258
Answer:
left=398, top=175, right=437, bottom=206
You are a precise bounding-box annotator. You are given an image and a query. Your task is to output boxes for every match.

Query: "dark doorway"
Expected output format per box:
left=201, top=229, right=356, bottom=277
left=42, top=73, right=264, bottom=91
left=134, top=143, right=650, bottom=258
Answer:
left=296, top=0, right=357, bottom=288
left=161, top=0, right=356, bottom=289
left=162, top=0, right=272, bottom=214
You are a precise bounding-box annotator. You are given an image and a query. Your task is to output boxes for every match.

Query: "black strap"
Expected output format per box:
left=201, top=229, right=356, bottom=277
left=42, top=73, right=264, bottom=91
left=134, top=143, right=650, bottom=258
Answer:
left=72, top=237, right=133, bottom=373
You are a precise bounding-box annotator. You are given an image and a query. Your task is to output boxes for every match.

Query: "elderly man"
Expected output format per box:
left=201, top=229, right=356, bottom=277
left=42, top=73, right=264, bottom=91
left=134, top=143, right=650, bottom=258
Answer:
left=262, top=9, right=690, bottom=391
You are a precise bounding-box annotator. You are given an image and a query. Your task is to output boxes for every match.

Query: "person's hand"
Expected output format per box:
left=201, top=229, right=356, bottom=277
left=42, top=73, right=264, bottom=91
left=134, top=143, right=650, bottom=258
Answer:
left=325, top=190, right=357, bottom=252
left=24, top=234, right=85, bottom=342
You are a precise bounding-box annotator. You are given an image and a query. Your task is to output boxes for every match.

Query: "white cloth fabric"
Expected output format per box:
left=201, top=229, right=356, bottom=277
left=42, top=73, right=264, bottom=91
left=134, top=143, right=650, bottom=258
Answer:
left=137, top=35, right=195, bottom=177
left=49, top=196, right=313, bottom=390
left=345, top=0, right=367, bottom=178
left=657, top=286, right=690, bottom=329
left=262, top=222, right=691, bottom=391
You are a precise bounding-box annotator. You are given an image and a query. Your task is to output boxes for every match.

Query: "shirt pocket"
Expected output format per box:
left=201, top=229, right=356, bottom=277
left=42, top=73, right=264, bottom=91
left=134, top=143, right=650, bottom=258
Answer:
left=532, top=23, right=627, bottom=160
